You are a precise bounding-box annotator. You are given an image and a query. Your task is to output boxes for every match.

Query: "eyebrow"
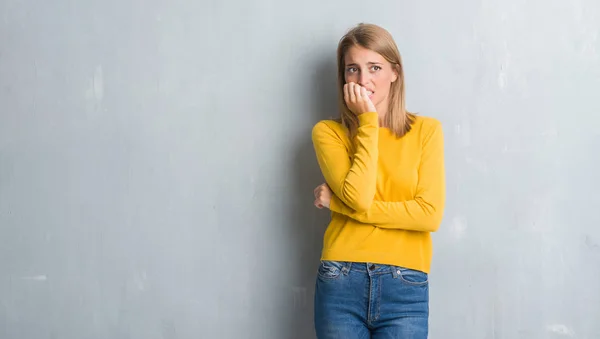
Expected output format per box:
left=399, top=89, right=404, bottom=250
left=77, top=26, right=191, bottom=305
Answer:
left=346, top=62, right=384, bottom=66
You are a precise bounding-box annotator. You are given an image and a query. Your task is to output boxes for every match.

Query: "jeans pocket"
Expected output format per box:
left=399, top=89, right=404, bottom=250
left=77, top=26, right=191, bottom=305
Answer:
left=317, top=261, right=345, bottom=280
left=395, top=267, right=428, bottom=286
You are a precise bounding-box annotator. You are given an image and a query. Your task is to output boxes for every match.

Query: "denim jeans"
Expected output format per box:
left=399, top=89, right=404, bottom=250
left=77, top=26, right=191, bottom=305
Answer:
left=314, top=261, right=429, bottom=339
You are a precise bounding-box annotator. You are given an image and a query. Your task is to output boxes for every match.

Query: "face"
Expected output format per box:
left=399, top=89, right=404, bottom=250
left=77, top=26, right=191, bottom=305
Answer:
left=344, top=45, right=398, bottom=113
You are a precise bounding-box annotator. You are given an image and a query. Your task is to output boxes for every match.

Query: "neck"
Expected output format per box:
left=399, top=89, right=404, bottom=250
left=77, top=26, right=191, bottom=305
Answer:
left=376, top=101, right=389, bottom=127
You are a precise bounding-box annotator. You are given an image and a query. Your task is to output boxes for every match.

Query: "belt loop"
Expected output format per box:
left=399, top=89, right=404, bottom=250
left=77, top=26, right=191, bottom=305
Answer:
left=341, top=262, right=352, bottom=275
left=391, top=266, right=401, bottom=278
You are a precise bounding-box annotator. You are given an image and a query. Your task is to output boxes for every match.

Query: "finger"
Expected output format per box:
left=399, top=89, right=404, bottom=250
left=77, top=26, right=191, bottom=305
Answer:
left=361, top=86, right=368, bottom=99
left=314, top=184, right=325, bottom=196
left=348, top=82, right=356, bottom=103
left=343, top=84, right=349, bottom=103
left=354, top=84, right=362, bottom=102
left=366, top=94, right=376, bottom=112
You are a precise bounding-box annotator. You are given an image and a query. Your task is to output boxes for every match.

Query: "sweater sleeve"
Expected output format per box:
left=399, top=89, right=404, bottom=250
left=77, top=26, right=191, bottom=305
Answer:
left=311, top=112, right=379, bottom=212
left=329, top=120, right=445, bottom=232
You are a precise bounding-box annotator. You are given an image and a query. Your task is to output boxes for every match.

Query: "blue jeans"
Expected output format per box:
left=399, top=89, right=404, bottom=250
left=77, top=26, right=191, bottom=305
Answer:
left=314, top=261, right=429, bottom=339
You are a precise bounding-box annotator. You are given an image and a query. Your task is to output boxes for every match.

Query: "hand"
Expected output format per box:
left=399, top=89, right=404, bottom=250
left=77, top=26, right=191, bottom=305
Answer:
left=314, top=183, right=332, bottom=209
left=343, top=82, right=376, bottom=115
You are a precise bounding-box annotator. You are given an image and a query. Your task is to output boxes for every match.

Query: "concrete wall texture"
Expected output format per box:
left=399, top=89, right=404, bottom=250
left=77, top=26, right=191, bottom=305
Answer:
left=1, top=0, right=599, bottom=338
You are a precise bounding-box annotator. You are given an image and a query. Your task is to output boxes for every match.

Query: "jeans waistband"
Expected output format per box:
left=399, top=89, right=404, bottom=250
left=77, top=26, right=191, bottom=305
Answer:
left=323, top=260, right=424, bottom=278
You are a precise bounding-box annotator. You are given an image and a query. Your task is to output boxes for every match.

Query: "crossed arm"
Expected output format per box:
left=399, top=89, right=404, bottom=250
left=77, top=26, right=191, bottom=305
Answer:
left=312, top=115, right=445, bottom=232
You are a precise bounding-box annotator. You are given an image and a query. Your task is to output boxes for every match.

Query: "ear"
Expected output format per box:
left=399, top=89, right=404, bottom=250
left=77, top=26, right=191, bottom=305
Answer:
left=391, top=64, right=400, bottom=83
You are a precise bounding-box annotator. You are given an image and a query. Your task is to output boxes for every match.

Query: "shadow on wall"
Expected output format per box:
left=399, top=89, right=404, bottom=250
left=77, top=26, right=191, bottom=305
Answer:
left=284, top=54, right=339, bottom=339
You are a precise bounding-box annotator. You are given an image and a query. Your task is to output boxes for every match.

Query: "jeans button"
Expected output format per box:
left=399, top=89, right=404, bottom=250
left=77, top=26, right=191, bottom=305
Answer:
left=369, top=264, right=376, bottom=271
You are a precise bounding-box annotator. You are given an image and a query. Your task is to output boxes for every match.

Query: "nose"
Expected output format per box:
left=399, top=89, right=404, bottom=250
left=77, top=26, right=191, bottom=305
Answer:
left=358, top=71, right=370, bottom=86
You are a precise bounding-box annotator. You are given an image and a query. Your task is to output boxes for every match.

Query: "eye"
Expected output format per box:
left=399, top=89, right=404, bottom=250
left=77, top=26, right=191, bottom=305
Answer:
left=370, top=65, right=382, bottom=72
left=346, top=67, right=358, bottom=73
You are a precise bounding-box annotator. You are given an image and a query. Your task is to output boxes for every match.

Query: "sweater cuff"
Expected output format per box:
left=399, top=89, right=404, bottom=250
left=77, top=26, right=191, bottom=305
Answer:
left=330, top=195, right=344, bottom=214
left=358, top=112, right=379, bottom=126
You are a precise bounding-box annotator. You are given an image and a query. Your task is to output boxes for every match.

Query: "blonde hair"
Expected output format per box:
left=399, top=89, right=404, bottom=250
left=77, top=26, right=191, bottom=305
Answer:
left=336, top=23, right=415, bottom=139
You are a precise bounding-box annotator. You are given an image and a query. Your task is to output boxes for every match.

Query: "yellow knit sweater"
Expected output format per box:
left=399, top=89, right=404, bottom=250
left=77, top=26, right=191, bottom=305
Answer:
left=311, top=112, right=445, bottom=273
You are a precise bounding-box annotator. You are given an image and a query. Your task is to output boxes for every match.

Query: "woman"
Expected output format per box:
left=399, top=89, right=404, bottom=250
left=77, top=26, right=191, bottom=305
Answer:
left=311, top=23, right=445, bottom=338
